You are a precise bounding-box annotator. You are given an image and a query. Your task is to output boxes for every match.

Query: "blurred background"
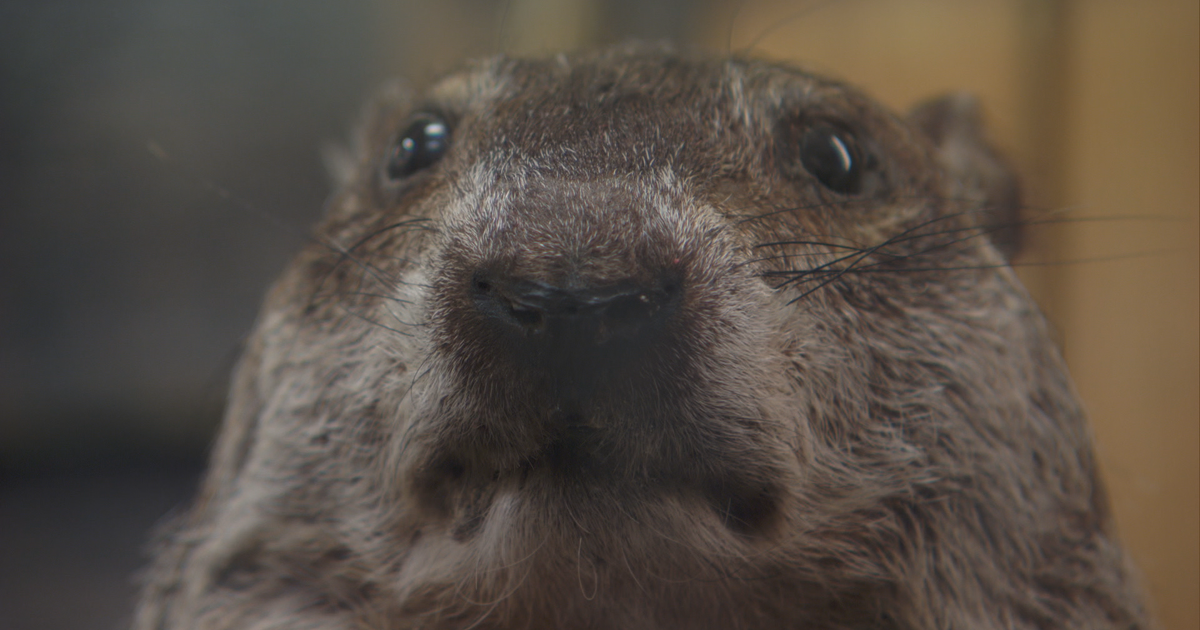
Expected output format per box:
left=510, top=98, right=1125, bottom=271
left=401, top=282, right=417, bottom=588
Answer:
left=0, top=0, right=1194, bottom=628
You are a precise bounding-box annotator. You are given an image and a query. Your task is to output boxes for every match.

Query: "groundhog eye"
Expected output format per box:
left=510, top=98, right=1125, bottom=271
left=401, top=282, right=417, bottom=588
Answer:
left=799, top=124, right=862, bottom=194
left=386, top=115, right=450, bottom=180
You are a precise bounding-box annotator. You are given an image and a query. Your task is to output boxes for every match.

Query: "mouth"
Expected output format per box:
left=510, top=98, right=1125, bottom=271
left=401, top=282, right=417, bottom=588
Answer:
left=405, top=402, right=789, bottom=545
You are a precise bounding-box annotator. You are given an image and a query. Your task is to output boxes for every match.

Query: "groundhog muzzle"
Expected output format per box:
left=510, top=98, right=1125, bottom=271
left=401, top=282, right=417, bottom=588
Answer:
left=133, top=44, right=1151, bottom=629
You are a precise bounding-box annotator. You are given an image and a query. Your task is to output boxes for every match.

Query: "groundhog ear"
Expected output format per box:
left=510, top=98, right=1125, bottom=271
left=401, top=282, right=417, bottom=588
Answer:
left=908, top=93, right=1023, bottom=259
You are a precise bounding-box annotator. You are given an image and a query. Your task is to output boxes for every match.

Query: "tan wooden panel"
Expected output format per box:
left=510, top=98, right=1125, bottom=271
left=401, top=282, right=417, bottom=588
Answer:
left=1061, top=2, right=1199, bottom=628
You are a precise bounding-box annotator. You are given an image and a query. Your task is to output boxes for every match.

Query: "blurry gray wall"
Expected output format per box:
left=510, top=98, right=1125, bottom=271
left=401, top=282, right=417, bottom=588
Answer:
left=0, top=0, right=381, bottom=461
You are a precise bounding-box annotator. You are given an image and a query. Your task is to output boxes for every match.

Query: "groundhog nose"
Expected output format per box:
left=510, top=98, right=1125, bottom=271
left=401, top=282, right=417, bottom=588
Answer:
left=471, top=271, right=679, bottom=344
left=468, top=270, right=682, bottom=389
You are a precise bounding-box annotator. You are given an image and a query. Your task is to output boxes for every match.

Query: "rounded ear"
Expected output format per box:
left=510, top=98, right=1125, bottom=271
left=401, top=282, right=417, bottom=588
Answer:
left=908, top=93, right=1023, bottom=259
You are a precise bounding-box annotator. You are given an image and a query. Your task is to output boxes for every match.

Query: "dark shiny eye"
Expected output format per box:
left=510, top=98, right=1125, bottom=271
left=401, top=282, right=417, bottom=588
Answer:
left=385, top=115, right=450, bottom=180
left=799, top=124, right=862, bottom=194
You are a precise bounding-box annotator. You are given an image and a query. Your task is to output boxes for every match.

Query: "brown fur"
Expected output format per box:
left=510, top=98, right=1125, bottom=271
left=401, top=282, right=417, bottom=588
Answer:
left=133, top=43, right=1151, bottom=629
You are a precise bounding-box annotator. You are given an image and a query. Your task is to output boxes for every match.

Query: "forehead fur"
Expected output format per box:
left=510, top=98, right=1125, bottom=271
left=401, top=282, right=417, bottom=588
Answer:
left=414, top=45, right=882, bottom=176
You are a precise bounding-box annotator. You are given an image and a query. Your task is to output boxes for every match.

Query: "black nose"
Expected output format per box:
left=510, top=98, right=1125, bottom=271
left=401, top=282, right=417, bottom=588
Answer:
left=470, top=271, right=681, bottom=387
left=472, top=272, right=678, bottom=343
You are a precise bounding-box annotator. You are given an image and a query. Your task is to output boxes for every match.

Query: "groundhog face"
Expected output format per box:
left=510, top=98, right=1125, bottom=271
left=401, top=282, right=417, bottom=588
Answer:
left=134, top=44, right=1147, bottom=630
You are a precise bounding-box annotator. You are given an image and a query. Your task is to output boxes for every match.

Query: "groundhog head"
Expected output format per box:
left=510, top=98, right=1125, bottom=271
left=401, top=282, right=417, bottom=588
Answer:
left=134, top=44, right=1148, bottom=630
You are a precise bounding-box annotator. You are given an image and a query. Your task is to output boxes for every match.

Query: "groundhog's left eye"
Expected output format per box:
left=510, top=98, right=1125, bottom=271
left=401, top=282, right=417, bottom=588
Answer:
left=799, top=124, right=863, bottom=195
left=385, top=115, right=450, bottom=180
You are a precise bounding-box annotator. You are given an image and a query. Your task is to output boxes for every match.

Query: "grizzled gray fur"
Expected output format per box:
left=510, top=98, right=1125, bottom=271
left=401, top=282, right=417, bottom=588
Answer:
left=133, top=44, right=1150, bottom=629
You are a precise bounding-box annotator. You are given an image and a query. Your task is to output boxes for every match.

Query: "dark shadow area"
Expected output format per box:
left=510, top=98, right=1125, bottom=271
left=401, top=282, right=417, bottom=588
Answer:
left=0, top=454, right=204, bottom=630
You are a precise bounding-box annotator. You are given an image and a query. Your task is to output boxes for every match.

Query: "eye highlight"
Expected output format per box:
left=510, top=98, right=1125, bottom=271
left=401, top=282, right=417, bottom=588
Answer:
left=385, top=115, right=450, bottom=181
left=799, top=124, right=863, bottom=195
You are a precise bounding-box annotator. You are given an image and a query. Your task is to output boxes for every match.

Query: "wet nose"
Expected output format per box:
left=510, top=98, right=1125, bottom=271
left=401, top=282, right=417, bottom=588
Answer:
left=468, top=269, right=682, bottom=401
left=471, top=272, right=680, bottom=349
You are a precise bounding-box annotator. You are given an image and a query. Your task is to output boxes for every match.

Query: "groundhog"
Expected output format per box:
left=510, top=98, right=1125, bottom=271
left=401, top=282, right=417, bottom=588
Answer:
left=133, top=43, right=1151, bottom=629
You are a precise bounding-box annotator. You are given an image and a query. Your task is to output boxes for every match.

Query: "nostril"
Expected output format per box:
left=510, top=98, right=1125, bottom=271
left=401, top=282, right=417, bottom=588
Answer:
left=604, top=292, right=657, bottom=325
left=472, top=275, right=492, bottom=294
left=472, top=271, right=550, bottom=333
left=470, top=270, right=682, bottom=349
left=506, top=302, right=543, bottom=328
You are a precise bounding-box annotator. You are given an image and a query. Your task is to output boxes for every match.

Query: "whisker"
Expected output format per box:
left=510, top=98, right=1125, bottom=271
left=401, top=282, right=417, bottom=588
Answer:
left=757, top=209, right=1171, bottom=301
left=346, top=291, right=415, bottom=306
left=734, top=0, right=843, bottom=57
left=334, top=304, right=414, bottom=338
left=775, top=211, right=977, bottom=302
left=781, top=211, right=968, bottom=286
left=829, top=249, right=1174, bottom=274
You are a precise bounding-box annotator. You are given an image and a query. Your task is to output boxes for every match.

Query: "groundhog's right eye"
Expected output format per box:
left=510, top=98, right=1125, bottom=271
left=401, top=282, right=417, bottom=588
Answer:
left=799, top=124, right=863, bottom=195
left=385, top=115, right=450, bottom=180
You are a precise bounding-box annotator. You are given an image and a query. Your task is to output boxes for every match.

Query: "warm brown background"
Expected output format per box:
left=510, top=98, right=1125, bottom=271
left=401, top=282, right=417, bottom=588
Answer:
left=0, top=1, right=1194, bottom=628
